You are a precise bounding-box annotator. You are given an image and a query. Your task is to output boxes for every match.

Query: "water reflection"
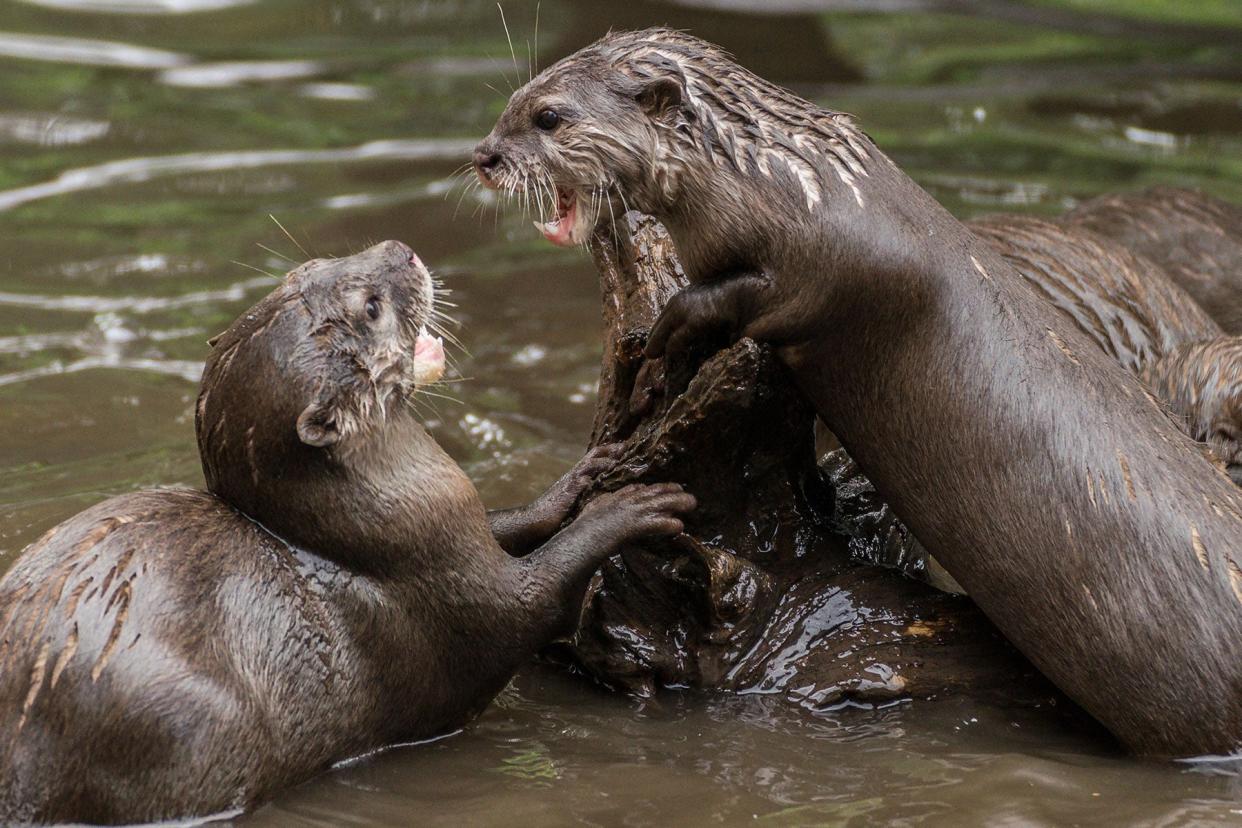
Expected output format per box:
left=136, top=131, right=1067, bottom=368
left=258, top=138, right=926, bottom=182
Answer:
left=0, top=32, right=188, bottom=68
left=13, top=0, right=256, bottom=12
left=160, top=60, right=323, bottom=88
left=0, top=114, right=110, bottom=147
left=0, top=354, right=203, bottom=386
left=299, top=82, right=375, bottom=101
left=1, top=0, right=1241, bottom=823
left=0, top=139, right=474, bottom=211
left=0, top=275, right=270, bottom=313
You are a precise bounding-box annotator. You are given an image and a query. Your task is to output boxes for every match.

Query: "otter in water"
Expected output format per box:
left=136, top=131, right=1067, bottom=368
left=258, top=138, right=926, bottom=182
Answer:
left=475, top=29, right=1242, bottom=756
left=0, top=240, right=695, bottom=825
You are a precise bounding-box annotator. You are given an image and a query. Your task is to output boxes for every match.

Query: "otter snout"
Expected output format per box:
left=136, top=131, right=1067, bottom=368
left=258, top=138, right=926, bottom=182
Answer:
left=370, top=238, right=416, bottom=265
left=473, top=141, right=503, bottom=189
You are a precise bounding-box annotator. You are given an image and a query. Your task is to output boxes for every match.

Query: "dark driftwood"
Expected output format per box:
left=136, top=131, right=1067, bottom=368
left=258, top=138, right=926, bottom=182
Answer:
left=552, top=213, right=1048, bottom=709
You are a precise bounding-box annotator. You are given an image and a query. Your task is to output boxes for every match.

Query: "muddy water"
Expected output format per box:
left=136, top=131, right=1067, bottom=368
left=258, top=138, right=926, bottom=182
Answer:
left=2, top=0, right=1241, bottom=824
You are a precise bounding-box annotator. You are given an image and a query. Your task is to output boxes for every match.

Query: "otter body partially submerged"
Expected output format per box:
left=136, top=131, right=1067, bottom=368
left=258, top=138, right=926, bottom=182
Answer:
left=477, top=29, right=1242, bottom=756
left=0, top=241, right=694, bottom=824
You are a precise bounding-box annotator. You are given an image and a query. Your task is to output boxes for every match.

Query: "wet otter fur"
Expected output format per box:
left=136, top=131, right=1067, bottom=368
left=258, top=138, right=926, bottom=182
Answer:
left=477, top=29, right=1242, bottom=756
left=1066, top=187, right=1242, bottom=336
left=0, top=240, right=695, bottom=825
left=969, top=211, right=1242, bottom=480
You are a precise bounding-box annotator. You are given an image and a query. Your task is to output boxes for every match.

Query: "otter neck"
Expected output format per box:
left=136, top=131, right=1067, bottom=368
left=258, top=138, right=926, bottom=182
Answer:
left=267, top=413, right=499, bottom=579
left=656, top=160, right=779, bottom=280
left=657, top=133, right=1009, bottom=349
left=652, top=132, right=892, bottom=283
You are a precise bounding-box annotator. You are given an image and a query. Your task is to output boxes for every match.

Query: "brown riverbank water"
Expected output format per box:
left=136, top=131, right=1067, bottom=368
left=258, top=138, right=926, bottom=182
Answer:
left=2, top=0, right=1241, bottom=823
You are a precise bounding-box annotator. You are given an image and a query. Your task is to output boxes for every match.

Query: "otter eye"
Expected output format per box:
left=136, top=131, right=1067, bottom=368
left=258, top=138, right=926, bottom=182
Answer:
left=365, top=296, right=381, bottom=321
left=534, top=109, right=560, bottom=131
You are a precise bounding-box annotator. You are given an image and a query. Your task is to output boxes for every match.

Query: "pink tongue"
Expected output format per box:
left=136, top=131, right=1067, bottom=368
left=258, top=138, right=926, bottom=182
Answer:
left=540, top=198, right=577, bottom=247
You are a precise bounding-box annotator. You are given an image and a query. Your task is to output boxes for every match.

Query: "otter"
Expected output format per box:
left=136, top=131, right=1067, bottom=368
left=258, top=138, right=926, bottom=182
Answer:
left=0, top=240, right=695, bottom=825
left=967, top=212, right=1242, bottom=480
left=475, top=29, right=1242, bottom=757
left=1065, top=187, right=1242, bottom=336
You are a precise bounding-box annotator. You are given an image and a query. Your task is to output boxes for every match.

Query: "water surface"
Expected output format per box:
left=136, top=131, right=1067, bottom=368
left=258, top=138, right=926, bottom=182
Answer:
left=2, top=0, right=1241, bottom=823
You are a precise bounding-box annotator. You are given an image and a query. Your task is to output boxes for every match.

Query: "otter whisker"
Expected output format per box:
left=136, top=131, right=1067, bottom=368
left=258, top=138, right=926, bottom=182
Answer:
left=269, top=215, right=311, bottom=259
left=532, top=174, right=547, bottom=219
left=616, top=187, right=633, bottom=218
left=592, top=185, right=606, bottom=230
left=497, top=3, right=521, bottom=92
left=528, top=171, right=541, bottom=219
left=427, top=320, right=466, bottom=354
left=231, top=260, right=280, bottom=280
left=533, top=1, right=541, bottom=75
left=539, top=173, right=557, bottom=220
left=452, top=177, right=481, bottom=221
left=428, top=306, right=460, bottom=324
left=445, top=163, right=477, bottom=196
left=255, top=243, right=295, bottom=264
left=484, top=57, right=515, bottom=93
left=604, top=181, right=617, bottom=228
left=416, top=388, right=464, bottom=406
left=532, top=174, right=548, bottom=220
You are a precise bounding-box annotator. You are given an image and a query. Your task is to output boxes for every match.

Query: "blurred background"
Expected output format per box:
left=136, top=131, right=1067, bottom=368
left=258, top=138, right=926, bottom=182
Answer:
left=1, top=1, right=1241, bottom=824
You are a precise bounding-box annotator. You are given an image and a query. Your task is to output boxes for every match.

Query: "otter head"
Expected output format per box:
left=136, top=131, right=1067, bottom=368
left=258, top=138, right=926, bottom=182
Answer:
left=474, top=28, right=712, bottom=247
left=195, top=240, right=447, bottom=554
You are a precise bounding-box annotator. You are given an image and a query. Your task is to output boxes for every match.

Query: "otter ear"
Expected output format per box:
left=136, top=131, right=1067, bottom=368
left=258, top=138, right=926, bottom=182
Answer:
left=636, top=76, right=683, bottom=120
left=296, top=400, right=341, bottom=448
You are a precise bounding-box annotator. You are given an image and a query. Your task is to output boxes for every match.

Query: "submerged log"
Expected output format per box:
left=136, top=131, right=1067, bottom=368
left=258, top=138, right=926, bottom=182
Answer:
left=549, top=213, right=1049, bottom=710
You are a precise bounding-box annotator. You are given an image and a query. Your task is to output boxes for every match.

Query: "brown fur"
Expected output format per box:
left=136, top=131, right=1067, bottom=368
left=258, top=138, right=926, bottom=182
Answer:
left=0, top=240, right=694, bottom=824
left=969, top=212, right=1242, bottom=478
left=1067, top=187, right=1242, bottom=335
left=480, top=29, right=1242, bottom=757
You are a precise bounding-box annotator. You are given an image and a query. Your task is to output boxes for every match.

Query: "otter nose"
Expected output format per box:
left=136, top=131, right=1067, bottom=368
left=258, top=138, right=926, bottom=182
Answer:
left=473, top=147, right=502, bottom=176
left=381, top=240, right=414, bottom=261
left=365, top=240, right=420, bottom=268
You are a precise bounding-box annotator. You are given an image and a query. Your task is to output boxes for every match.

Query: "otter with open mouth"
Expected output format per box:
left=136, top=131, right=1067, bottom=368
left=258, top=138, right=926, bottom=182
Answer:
left=476, top=29, right=1242, bottom=757
left=0, top=240, right=695, bottom=825
left=473, top=89, right=634, bottom=249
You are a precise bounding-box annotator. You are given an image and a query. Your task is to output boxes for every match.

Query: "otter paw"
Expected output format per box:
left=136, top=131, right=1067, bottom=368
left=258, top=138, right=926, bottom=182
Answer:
left=628, top=358, right=665, bottom=417
left=549, top=443, right=623, bottom=510
left=645, top=288, right=733, bottom=399
left=520, top=443, right=626, bottom=539
left=579, top=482, right=697, bottom=544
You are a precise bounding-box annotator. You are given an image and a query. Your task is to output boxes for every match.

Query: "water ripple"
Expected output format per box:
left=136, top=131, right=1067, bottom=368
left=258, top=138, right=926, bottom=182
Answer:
left=0, top=323, right=200, bottom=354
left=160, top=60, right=322, bottom=88
left=13, top=0, right=256, bottom=12
left=0, top=32, right=188, bottom=69
left=299, top=82, right=375, bottom=102
left=0, top=138, right=475, bottom=211
left=0, top=114, right=111, bottom=147
left=0, top=355, right=202, bottom=387
left=0, top=275, right=272, bottom=313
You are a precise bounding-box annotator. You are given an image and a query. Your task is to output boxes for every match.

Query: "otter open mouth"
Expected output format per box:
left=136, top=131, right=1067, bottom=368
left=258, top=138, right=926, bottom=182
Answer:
left=412, top=325, right=445, bottom=386
left=536, top=187, right=592, bottom=248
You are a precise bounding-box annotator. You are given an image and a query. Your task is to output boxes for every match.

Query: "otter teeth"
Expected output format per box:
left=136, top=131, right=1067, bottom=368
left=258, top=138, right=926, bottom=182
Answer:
left=412, top=324, right=445, bottom=386
left=536, top=188, right=581, bottom=248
